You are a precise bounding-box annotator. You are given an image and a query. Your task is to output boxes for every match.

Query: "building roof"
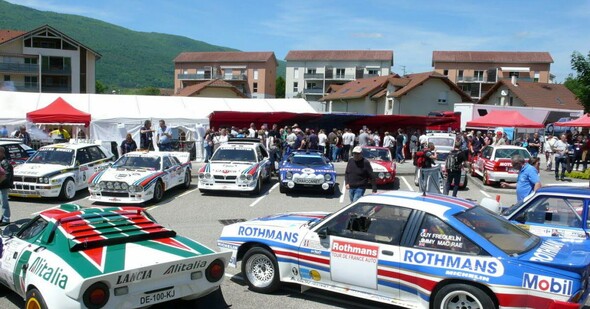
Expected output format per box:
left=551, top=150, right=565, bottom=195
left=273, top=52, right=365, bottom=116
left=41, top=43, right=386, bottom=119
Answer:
left=478, top=79, right=582, bottom=110
left=321, top=75, right=392, bottom=101
left=285, top=50, right=393, bottom=64
left=174, top=51, right=277, bottom=66
left=175, top=79, right=246, bottom=98
left=432, top=51, right=553, bottom=65
left=0, top=30, right=26, bottom=44
left=390, top=72, right=473, bottom=102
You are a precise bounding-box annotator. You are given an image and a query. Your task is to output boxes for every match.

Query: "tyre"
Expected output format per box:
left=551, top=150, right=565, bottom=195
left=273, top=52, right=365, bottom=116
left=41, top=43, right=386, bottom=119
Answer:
left=26, top=288, right=48, bottom=309
left=252, top=178, right=262, bottom=195
left=59, top=178, right=76, bottom=200
left=241, top=247, right=281, bottom=293
left=152, top=180, right=165, bottom=202
left=182, top=171, right=191, bottom=189
left=483, top=170, right=493, bottom=186
left=432, top=283, right=495, bottom=309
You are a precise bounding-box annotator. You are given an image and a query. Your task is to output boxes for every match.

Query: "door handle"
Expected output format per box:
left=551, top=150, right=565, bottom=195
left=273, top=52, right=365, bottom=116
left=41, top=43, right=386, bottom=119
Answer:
left=381, top=250, right=394, bottom=256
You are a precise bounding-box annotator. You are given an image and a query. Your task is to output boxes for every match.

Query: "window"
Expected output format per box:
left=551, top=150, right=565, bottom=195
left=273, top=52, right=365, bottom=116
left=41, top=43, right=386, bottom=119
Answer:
left=163, top=156, right=174, bottom=170
left=17, top=217, right=48, bottom=240
left=474, top=70, right=484, bottom=81
left=415, top=214, right=481, bottom=254
left=457, top=70, right=464, bottom=81
left=87, top=146, right=107, bottom=161
left=76, top=148, right=91, bottom=165
left=253, top=82, right=258, bottom=93
left=293, top=82, right=298, bottom=92
left=438, top=91, right=448, bottom=104
left=224, top=68, right=233, bottom=79
left=3, top=75, right=9, bottom=81
left=513, top=197, right=584, bottom=229
left=368, top=69, right=379, bottom=76
left=533, top=71, right=540, bottom=82
left=307, top=82, right=317, bottom=89
left=253, top=69, right=259, bottom=80
left=24, top=58, right=38, bottom=64
left=443, top=69, right=449, bottom=76
left=3, top=144, right=28, bottom=160
left=509, top=72, right=519, bottom=78
left=294, top=68, right=299, bottom=79
left=509, top=96, right=514, bottom=106
left=307, top=68, right=317, bottom=74
left=336, top=68, right=345, bottom=78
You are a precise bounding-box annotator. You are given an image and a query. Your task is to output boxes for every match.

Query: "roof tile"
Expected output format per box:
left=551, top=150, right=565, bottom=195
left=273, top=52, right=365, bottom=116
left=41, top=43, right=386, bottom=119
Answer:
left=479, top=80, right=582, bottom=110
left=285, top=50, right=393, bottom=63
left=176, top=79, right=246, bottom=97
left=0, top=29, right=26, bottom=43
left=174, top=51, right=276, bottom=64
left=432, top=51, right=553, bottom=64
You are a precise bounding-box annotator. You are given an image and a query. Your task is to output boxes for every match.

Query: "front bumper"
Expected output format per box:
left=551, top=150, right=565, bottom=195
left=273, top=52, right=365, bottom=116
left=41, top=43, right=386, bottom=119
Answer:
left=9, top=181, right=61, bottom=198
left=280, top=179, right=335, bottom=191
left=88, top=189, right=150, bottom=203
left=198, top=178, right=258, bottom=192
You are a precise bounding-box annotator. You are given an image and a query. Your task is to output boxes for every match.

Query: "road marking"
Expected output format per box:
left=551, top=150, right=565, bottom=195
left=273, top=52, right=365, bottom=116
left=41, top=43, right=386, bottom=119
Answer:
left=146, top=205, right=160, bottom=211
left=249, top=183, right=278, bottom=207
left=177, top=187, right=198, bottom=198
left=479, top=190, right=491, bottom=198
left=400, top=176, right=414, bottom=192
left=339, top=180, right=346, bottom=203
left=31, top=205, right=59, bottom=215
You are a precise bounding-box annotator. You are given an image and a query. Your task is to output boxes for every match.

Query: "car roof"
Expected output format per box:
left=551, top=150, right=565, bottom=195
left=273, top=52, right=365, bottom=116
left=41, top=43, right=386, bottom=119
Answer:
left=291, top=150, right=323, bottom=156
left=124, top=151, right=166, bottom=157
left=362, top=146, right=389, bottom=150
left=40, top=142, right=103, bottom=150
left=357, top=191, right=476, bottom=217
left=486, top=145, right=527, bottom=150
left=535, top=185, right=590, bottom=195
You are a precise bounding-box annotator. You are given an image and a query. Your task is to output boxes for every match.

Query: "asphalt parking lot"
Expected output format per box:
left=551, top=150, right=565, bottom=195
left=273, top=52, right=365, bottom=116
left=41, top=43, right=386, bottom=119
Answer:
left=0, top=160, right=587, bottom=308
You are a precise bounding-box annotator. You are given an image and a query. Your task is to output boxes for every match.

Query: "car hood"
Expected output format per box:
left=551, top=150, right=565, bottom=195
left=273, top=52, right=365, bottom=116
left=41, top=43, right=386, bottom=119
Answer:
left=204, top=161, right=261, bottom=175
left=518, top=239, right=590, bottom=273
left=280, top=164, right=334, bottom=174
left=94, top=168, right=163, bottom=184
left=368, top=160, right=394, bottom=172
left=14, top=163, right=74, bottom=177
left=247, top=212, right=330, bottom=229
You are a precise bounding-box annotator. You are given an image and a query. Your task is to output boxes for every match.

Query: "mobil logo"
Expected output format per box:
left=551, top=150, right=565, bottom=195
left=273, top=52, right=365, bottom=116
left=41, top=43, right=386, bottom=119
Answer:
left=522, top=273, right=573, bottom=296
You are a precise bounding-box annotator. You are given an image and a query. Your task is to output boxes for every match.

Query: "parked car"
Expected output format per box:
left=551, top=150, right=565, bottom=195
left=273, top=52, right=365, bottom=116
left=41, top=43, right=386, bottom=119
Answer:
left=414, top=133, right=466, bottom=190
left=278, top=150, right=336, bottom=194
left=502, top=186, right=590, bottom=240
left=218, top=191, right=590, bottom=308
left=0, top=204, right=230, bottom=309
left=88, top=151, right=192, bottom=203
left=10, top=142, right=114, bottom=200
left=361, top=146, right=396, bottom=187
left=471, top=145, right=531, bottom=185
left=197, top=138, right=271, bottom=195
left=0, top=139, right=35, bottom=166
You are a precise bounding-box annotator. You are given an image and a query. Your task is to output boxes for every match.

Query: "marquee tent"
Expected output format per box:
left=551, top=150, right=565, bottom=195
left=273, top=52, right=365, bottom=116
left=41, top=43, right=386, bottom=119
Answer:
left=466, top=110, right=544, bottom=129
left=26, top=97, right=91, bottom=126
left=554, top=114, right=590, bottom=127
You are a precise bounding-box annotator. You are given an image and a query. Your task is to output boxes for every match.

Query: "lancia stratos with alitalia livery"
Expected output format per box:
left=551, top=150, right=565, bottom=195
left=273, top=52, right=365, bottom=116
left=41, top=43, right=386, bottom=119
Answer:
left=0, top=204, right=230, bottom=309
left=198, top=138, right=271, bottom=195
left=361, top=146, right=396, bottom=187
left=278, top=150, right=336, bottom=194
left=218, top=191, right=590, bottom=309
left=9, top=142, right=114, bottom=200
left=88, top=151, right=192, bottom=204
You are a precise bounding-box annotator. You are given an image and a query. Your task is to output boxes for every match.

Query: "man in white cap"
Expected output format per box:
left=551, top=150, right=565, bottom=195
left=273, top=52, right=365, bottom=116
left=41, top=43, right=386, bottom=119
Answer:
left=345, top=146, right=377, bottom=202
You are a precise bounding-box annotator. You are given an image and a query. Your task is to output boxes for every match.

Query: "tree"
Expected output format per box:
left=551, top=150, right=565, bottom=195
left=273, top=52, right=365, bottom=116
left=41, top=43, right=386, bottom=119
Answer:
left=95, top=81, right=108, bottom=94
left=567, top=51, right=590, bottom=112
left=275, top=76, right=285, bottom=98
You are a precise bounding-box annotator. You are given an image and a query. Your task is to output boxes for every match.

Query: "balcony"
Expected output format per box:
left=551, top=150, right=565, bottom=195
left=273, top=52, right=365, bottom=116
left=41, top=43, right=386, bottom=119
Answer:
left=223, top=74, right=247, bottom=81
left=42, top=66, right=71, bottom=75
left=177, top=73, right=215, bottom=80
left=364, top=73, right=380, bottom=78
left=327, top=74, right=356, bottom=81
left=499, top=77, right=534, bottom=83
left=41, top=85, right=71, bottom=93
left=304, top=73, right=324, bottom=80
left=303, top=88, right=324, bottom=94
left=0, top=81, right=39, bottom=92
left=0, top=62, right=39, bottom=73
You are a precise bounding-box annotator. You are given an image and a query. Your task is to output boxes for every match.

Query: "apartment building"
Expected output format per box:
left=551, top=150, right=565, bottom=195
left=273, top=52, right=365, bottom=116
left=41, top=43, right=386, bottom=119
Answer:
left=284, top=50, right=393, bottom=108
left=0, top=25, right=101, bottom=93
left=432, top=51, right=553, bottom=101
left=173, top=51, right=277, bottom=99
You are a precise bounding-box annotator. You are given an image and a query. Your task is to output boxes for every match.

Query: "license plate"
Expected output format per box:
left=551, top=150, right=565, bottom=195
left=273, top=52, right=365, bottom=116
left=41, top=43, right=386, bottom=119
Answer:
left=508, top=168, right=517, bottom=173
left=139, top=289, right=176, bottom=305
left=296, top=179, right=320, bottom=184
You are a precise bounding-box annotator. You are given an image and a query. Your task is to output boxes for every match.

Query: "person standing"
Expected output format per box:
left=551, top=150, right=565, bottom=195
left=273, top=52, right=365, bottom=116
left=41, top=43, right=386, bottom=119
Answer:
left=203, top=129, right=214, bottom=162
left=382, top=131, right=395, bottom=159
left=492, top=131, right=506, bottom=146
left=156, top=119, right=173, bottom=151
left=0, top=125, right=9, bottom=138
left=553, top=134, right=569, bottom=181
left=50, top=125, right=71, bottom=139
left=120, top=133, right=138, bottom=155
left=527, top=132, right=541, bottom=158
left=443, top=143, right=466, bottom=197
left=395, top=129, right=405, bottom=163
left=140, top=120, right=155, bottom=150
left=307, top=129, right=319, bottom=150
left=14, top=126, right=31, bottom=146
left=543, top=133, right=556, bottom=171
left=341, top=128, right=354, bottom=162
left=327, top=128, right=338, bottom=162
left=318, top=129, right=327, bottom=157
left=0, top=147, right=12, bottom=226
left=345, top=146, right=377, bottom=203
left=357, top=129, right=369, bottom=147
left=501, top=154, right=541, bottom=203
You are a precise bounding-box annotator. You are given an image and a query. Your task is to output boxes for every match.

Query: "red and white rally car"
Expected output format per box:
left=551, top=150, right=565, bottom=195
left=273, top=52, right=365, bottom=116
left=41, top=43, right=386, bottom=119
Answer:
left=361, top=146, right=396, bottom=186
left=471, top=145, right=531, bottom=186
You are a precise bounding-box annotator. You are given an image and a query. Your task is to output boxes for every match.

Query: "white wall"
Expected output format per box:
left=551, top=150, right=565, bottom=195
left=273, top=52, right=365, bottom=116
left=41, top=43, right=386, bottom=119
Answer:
left=398, top=79, right=464, bottom=116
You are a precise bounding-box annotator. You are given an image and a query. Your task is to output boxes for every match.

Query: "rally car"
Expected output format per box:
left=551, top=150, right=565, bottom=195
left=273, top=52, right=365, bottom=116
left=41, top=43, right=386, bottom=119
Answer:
left=198, top=138, right=271, bottom=195
left=218, top=191, right=590, bottom=308
left=88, top=151, right=192, bottom=204
left=0, top=139, right=35, bottom=166
left=361, top=146, right=395, bottom=187
left=471, top=145, right=531, bottom=186
left=10, top=142, right=114, bottom=200
left=0, top=204, right=230, bottom=309
left=278, top=150, right=336, bottom=194
left=502, top=186, right=590, bottom=240
left=414, top=133, right=466, bottom=189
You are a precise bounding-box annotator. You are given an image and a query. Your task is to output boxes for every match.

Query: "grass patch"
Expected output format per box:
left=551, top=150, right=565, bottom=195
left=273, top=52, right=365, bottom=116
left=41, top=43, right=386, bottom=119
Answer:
left=566, top=169, right=590, bottom=179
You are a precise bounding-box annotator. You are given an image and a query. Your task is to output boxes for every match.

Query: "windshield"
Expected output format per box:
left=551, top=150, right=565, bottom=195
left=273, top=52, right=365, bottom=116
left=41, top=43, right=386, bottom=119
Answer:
left=211, top=148, right=256, bottom=162
left=455, top=206, right=540, bottom=255
left=290, top=154, right=328, bottom=166
left=113, top=155, right=161, bottom=170
left=28, top=148, right=75, bottom=166
left=362, top=148, right=391, bottom=161
left=436, top=152, right=449, bottom=162
left=428, top=137, right=454, bottom=147
left=495, top=148, right=531, bottom=159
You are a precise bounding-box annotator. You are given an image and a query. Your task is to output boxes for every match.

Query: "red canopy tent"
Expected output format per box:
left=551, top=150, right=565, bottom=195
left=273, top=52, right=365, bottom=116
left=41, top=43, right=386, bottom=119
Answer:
left=466, top=110, right=544, bottom=129
left=554, top=114, right=590, bottom=127
left=26, top=97, right=91, bottom=127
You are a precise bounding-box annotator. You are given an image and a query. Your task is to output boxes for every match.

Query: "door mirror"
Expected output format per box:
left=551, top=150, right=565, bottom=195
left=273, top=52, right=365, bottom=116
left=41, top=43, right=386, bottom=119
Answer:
left=317, top=227, right=329, bottom=239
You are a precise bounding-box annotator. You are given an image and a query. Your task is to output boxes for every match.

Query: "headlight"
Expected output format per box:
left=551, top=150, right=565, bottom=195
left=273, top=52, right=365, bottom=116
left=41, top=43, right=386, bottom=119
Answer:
left=286, top=171, right=293, bottom=180
left=38, top=177, right=49, bottom=184
left=324, top=174, right=332, bottom=181
left=385, top=173, right=391, bottom=178
left=99, top=182, right=106, bottom=190
left=128, top=185, right=143, bottom=193
left=246, top=174, right=253, bottom=181
left=378, top=172, right=385, bottom=179
left=114, top=182, right=121, bottom=190
left=121, top=183, right=129, bottom=190
left=106, top=182, right=114, bottom=189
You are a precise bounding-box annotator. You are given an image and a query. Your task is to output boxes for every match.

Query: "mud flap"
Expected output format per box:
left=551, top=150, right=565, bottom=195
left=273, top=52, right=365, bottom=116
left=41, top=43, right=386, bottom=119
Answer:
left=193, top=288, right=231, bottom=308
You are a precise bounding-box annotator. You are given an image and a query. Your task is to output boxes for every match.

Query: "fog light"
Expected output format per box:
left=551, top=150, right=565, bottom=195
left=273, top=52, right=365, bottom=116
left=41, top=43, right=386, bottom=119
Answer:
left=322, top=183, right=329, bottom=190
left=191, top=271, right=203, bottom=280
left=287, top=181, right=295, bottom=189
left=114, top=286, right=128, bottom=296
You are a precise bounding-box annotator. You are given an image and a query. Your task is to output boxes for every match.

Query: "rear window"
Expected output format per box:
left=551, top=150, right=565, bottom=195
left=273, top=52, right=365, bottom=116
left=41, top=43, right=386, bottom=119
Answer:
left=494, top=148, right=531, bottom=159
left=362, top=148, right=391, bottom=161
left=428, top=137, right=454, bottom=147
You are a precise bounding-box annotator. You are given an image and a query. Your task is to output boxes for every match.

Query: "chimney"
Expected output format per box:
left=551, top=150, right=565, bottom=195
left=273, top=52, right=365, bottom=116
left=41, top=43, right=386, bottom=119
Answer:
left=511, top=75, right=517, bottom=86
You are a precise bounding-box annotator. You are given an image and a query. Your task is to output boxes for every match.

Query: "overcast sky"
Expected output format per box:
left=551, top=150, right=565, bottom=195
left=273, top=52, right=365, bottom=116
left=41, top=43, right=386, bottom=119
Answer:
left=8, top=0, right=590, bottom=82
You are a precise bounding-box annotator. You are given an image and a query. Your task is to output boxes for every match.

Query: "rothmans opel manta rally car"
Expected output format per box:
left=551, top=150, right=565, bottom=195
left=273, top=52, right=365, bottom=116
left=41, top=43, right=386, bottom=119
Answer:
left=10, top=142, right=114, bottom=200
left=278, top=150, right=336, bottom=194
left=198, top=138, right=271, bottom=195
left=218, top=191, right=590, bottom=308
left=88, top=151, right=192, bottom=204
left=0, top=204, right=230, bottom=309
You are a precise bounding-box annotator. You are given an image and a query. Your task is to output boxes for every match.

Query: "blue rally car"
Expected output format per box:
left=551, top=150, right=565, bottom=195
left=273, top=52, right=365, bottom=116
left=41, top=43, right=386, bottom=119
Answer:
left=278, top=151, right=337, bottom=194
left=218, top=191, right=590, bottom=309
left=503, top=186, right=590, bottom=240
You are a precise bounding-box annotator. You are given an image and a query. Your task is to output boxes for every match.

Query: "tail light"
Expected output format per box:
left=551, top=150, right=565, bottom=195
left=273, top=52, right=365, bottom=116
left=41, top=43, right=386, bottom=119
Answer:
left=492, top=161, right=502, bottom=171
left=205, top=259, right=225, bottom=282
left=83, top=281, right=110, bottom=309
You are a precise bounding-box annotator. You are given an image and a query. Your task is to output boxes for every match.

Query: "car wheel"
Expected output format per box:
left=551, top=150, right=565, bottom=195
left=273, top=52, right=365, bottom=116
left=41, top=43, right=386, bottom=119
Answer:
left=59, top=178, right=76, bottom=200
left=182, top=171, right=191, bottom=189
left=432, top=283, right=495, bottom=309
left=26, top=288, right=48, bottom=309
left=242, top=247, right=281, bottom=293
left=483, top=170, right=493, bottom=186
left=252, top=178, right=262, bottom=195
left=152, top=180, right=164, bottom=202
left=279, top=185, right=287, bottom=194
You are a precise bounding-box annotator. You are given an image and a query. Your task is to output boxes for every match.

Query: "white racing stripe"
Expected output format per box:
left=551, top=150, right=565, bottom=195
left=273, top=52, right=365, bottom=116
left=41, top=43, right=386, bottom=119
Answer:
left=31, top=205, right=60, bottom=215
left=400, top=176, right=414, bottom=192
left=249, top=183, right=278, bottom=207
left=339, top=180, right=346, bottom=203
left=479, top=190, right=491, bottom=198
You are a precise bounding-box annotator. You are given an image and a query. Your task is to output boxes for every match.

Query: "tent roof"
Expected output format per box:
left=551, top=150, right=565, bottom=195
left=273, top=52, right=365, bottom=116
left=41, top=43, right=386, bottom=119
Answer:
left=26, top=97, right=91, bottom=126
left=466, top=110, right=544, bottom=128
left=554, top=114, right=590, bottom=127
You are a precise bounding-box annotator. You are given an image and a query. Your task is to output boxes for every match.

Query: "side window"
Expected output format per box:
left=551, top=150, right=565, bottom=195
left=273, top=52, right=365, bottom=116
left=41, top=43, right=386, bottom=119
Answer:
left=483, top=147, right=492, bottom=159
left=322, top=203, right=411, bottom=245
left=87, top=146, right=107, bottom=161
left=18, top=217, right=48, bottom=240
left=415, top=214, right=481, bottom=255
left=516, top=197, right=583, bottom=228
left=76, top=148, right=91, bottom=165
left=162, top=157, right=173, bottom=169
left=170, top=156, right=181, bottom=165
left=6, top=144, right=26, bottom=160
left=255, top=147, right=263, bottom=161
left=259, top=145, right=269, bottom=159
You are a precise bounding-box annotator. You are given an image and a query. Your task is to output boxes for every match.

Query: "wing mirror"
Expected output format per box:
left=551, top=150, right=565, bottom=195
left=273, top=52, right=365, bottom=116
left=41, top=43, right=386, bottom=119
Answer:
left=317, top=227, right=329, bottom=239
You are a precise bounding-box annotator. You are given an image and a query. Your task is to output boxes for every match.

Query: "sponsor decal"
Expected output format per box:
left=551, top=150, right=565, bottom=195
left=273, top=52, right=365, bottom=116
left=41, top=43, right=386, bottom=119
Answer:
left=29, top=257, right=69, bottom=289
left=418, top=231, right=464, bottom=249
left=529, top=240, right=564, bottom=262
left=445, top=270, right=490, bottom=282
left=309, top=270, right=321, bottom=281
left=522, top=273, right=573, bottom=296
left=402, top=249, right=503, bottom=276
left=117, top=269, right=152, bottom=284
left=332, top=240, right=378, bottom=261
left=237, top=226, right=299, bottom=243
left=302, top=168, right=315, bottom=174
left=163, top=260, right=207, bottom=275
left=292, top=267, right=299, bottom=276
left=330, top=239, right=378, bottom=289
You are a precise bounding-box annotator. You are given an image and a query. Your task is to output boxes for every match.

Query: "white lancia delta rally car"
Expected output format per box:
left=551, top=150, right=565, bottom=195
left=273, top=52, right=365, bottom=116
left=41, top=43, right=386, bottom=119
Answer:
left=0, top=204, right=230, bottom=309
left=10, top=142, right=114, bottom=200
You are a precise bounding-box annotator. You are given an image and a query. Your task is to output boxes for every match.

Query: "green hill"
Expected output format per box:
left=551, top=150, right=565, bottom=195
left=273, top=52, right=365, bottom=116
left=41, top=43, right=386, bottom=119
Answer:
left=0, top=0, right=286, bottom=90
